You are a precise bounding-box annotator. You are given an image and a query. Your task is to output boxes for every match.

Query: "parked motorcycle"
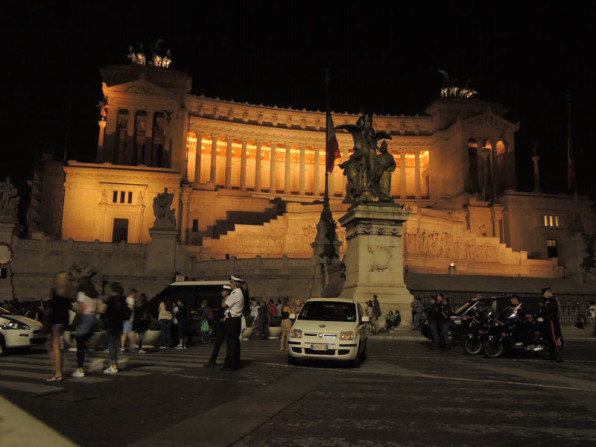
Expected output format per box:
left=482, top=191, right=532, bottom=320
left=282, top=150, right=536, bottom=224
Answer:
left=463, top=316, right=489, bottom=355
left=483, top=314, right=547, bottom=358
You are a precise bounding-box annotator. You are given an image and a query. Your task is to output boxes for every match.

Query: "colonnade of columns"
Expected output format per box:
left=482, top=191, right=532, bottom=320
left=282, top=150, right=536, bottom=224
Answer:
left=191, top=134, right=429, bottom=199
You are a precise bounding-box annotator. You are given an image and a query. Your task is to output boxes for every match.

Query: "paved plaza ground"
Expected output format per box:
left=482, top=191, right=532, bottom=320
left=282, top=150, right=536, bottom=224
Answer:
left=1, top=325, right=595, bottom=446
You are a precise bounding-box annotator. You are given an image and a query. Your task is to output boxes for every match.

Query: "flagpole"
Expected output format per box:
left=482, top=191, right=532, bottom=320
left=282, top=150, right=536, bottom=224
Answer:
left=324, top=68, right=330, bottom=206
left=567, top=94, right=577, bottom=200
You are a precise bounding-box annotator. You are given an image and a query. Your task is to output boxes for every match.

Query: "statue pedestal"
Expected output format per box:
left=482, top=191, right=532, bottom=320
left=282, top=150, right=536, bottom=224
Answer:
left=147, top=228, right=178, bottom=274
left=339, top=203, right=413, bottom=316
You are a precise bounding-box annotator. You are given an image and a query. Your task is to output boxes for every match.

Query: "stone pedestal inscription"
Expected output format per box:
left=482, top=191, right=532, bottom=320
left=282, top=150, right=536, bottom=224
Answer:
left=339, top=204, right=412, bottom=313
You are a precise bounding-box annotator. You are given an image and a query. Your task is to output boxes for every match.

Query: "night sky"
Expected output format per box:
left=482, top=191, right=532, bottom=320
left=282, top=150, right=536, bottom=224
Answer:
left=2, top=1, right=595, bottom=217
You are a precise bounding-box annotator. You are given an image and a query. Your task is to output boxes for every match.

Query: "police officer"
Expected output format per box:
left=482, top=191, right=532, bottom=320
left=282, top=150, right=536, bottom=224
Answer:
left=221, top=275, right=245, bottom=371
left=540, top=287, right=563, bottom=362
left=204, top=285, right=230, bottom=367
left=437, top=293, right=452, bottom=349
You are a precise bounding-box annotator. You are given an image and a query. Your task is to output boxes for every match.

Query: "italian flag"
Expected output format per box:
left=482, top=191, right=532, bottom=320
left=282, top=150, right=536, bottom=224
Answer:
left=326, top=112, right=340, bottom=173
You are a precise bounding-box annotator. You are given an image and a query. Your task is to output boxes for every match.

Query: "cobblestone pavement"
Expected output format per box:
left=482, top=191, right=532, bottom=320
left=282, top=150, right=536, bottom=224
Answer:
left=1, top=332, right=595, bottom=446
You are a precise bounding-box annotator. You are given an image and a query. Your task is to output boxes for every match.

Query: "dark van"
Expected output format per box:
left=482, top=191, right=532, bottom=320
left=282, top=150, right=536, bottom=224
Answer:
left=153, top=280, right=229, bottom=317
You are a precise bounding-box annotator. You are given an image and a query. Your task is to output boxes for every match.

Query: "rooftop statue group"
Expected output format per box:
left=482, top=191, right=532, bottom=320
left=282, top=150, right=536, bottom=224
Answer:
left=338, top=112, right=396, bottom=204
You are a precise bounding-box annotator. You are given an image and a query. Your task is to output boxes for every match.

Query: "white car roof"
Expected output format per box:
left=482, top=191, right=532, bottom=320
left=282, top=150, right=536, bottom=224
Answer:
left=169, top=280, right=228, bottom=286
left=304, top=298, right=359, bottom=304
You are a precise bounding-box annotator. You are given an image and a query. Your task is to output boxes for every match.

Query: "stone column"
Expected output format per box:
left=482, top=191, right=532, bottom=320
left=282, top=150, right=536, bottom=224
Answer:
left=269, top=143, right=276, bottom=193
left=210, top=135, right=218, bottom=184
left=314, top=146, right=320, bottom=196
left=194, top=133, right=202, bottom=184
left=414, top=150, right=421, bottom=199
left=299, top=145, right=306, bottom=195
left=240, top=139, right=248, bottom=191
left=490, top=140, right=498, bottom=197
left=225, top=136, right=233, bottom=189
left=255, top=141, right=262, bottom=192
left=482, top=145, right=491, bottom=201
left=97, top=119, right=106, bottom=162
left=284, top=143, right=292, bottom=194
left=180, top=187, right=192, bottom=245
left=400, top=149, right=407, bottom=199
left=532, top=153, right=541, bottom=193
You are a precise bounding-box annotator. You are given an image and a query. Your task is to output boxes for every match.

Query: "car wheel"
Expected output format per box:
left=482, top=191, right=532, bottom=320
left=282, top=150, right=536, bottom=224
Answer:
left=0, top=334, right=5, bottom=357
left=287, top=355, right=297, bottom=366
left=463, top=337, right=482, bottom=355
left=483, top=340, right=504, bottom=358
left=351, top=343, right=362, bottom=368
left=360, top=342, right=367, bottom=362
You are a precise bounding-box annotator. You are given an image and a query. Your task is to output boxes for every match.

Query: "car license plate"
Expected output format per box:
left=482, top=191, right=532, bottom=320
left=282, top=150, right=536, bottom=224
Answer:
left=311, top=343, right=328, bottom=351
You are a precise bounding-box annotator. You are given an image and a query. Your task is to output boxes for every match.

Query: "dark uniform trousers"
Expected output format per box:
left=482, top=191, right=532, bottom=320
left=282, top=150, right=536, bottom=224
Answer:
left=224, top=316, right=242, bottom=370
left=208, top=319, right=226, bottom=363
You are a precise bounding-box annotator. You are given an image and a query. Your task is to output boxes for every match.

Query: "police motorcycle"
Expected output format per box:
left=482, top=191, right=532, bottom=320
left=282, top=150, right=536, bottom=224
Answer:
left=462, top=308, right=492, bottom=355
left=483, top=304, right=547, bottom=358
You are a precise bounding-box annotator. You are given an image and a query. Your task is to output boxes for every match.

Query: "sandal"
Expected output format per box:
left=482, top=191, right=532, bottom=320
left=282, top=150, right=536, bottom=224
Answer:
left=46, top=375, right=63, bottom=382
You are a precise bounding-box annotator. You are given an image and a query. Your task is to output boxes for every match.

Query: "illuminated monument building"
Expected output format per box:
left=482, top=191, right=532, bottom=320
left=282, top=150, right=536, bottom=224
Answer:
left=21, top=56, right=595, bottom=300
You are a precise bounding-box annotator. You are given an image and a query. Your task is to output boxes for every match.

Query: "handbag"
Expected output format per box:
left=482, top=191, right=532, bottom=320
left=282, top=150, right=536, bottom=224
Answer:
left=200, top=319, right=210, bottom=332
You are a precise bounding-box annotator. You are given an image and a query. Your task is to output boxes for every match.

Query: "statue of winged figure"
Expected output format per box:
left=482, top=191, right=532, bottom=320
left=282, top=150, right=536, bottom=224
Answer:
left=337, top=111, right=393, bottom=204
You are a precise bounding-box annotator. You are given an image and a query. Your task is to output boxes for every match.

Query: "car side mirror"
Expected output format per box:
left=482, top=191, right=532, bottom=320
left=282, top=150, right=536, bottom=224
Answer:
left=362, top=316, right=370, bottom=323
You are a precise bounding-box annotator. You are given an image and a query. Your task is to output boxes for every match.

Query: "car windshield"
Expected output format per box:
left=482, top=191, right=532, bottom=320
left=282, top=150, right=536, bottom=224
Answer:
left=455, top=301, right=475, bottom=315
left=298, top=302, right=357, bottom=322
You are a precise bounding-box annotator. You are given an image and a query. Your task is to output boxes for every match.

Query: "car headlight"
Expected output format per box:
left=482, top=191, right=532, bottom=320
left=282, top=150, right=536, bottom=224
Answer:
left=290, top=328, right=302, bottom=338
left=0, top=320, right=30, bottom=330
left=340, top=331, right=354, bottom=340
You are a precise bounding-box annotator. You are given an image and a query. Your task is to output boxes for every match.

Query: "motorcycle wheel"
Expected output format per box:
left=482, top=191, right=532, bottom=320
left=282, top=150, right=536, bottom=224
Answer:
left=463, top=337, right=482, bottom=355
left=483, top=340, right=504, bottom=358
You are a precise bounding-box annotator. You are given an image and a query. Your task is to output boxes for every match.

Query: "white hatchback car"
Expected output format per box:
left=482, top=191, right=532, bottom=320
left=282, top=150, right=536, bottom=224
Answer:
left=0, top=307, right=47, bottom=356
left=287, top=298, right=369, bottom=367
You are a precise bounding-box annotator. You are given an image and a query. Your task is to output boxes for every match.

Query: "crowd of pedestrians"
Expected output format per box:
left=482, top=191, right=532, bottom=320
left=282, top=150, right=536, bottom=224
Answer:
left=8, top=272, right=594, bottom=382
left=33, top=272, right=258, bottom=380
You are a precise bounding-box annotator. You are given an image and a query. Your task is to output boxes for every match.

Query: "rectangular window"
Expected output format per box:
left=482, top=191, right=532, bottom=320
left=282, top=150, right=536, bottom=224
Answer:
left=120, top=191, right=126, bottom=203
left=544, top=215, right=560, bottom=227
left=128, top=192, right=133, bottom=204
left=113, top=191, right=118, bottom=203
left=192, top=219, right=199, bottom=232
left=546, top=239, right=558, bottom=258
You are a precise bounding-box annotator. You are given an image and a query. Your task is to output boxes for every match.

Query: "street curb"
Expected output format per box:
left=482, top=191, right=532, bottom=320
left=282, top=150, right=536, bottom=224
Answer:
left=0, top=396, right=78, bottom=447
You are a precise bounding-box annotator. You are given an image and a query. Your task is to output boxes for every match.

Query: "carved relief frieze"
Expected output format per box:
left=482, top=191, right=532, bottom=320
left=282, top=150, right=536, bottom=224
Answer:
left=345, top=221, right=403, bottom=240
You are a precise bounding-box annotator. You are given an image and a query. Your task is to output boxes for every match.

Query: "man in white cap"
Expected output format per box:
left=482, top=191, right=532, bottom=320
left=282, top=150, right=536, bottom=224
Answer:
left=221, top=276, right=245, bottom=371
